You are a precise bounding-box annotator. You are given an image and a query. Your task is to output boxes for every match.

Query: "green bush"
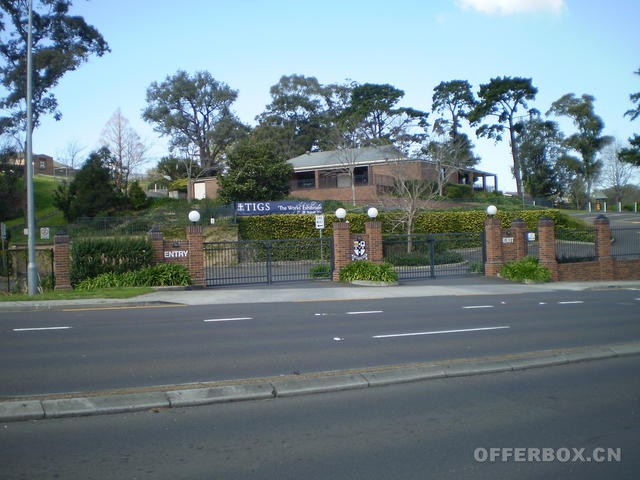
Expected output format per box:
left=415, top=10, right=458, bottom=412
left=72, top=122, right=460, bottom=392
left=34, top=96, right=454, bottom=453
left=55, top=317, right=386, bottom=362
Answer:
left=76, top=263, right=191, bottom=290
left=309, top=263, right=332, bottom=278
left=70, top=237, right=153, bottom=286
left=499, top=256, right=551, bottom=283
left=338, top=261, right=398, bottom=283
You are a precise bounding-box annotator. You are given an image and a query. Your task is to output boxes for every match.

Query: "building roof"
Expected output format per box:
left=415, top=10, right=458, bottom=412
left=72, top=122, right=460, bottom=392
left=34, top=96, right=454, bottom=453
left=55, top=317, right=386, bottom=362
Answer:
left=288, top=145, right=405, bottom=171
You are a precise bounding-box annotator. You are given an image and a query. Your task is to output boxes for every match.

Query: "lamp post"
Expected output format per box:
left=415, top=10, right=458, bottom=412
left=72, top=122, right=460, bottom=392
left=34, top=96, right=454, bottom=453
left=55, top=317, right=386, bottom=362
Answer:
left=367, top=207, right=378, bottom=219
left=25, top=0, right=38, bottom=295
left=188, top=210, right=201, bottom=224
left=335, top=208, right=346, bottom=221
left=486, top=205, right=497, bottom=217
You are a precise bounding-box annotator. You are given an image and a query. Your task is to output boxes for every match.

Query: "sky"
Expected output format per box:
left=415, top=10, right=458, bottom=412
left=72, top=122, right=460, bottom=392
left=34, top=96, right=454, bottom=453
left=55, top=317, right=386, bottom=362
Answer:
left=30, top=0, right=640, bottom=192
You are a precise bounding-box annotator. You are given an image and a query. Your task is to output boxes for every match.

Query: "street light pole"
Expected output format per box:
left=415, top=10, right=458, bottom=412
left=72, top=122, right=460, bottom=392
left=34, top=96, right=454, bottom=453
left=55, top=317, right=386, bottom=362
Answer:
left=25, top=0, right=39, bottom=295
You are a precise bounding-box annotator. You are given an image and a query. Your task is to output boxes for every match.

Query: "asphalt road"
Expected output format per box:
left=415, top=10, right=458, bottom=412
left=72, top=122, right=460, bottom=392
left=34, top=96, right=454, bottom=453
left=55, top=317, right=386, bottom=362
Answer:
left=1, top=289, right=639, bottom=397
left=1, top=355, right=638, bottom=480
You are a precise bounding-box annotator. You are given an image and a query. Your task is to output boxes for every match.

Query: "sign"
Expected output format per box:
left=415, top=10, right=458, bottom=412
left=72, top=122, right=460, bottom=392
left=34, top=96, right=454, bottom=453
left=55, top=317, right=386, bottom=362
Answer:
left=315, top=215, right=325, bottom=230
left=40, top=227, right=50, bottom=240
left=164, top=250, right=188, bottom=259
left=235, top=201, right=322, bottom=216
left=502, top=237, right=514, bottom=244
left=528, top=232, right=536, bottom=242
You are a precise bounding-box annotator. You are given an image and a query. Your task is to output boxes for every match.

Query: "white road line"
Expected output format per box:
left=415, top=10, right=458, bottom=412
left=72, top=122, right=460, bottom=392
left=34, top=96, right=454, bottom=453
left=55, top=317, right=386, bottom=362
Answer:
left=13, top=326, right=71, bottom=332
left=203, top=317, right=253, bottom=323
left=372, top=326, right=510, bottom=339
left=558, top=301, right=584, bottom=305
left=346, top=310, right=383, bottom=315
left=463, top=305, right=494, bottom=309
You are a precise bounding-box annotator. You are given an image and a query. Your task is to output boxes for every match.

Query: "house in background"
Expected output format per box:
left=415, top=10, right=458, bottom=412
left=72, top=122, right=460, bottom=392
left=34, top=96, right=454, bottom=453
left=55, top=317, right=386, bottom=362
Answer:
left=7, top=153, right=74, bottom=178
left=190, top=145, right=498, bottom=202
left=287, top=145, right=498, bottom=202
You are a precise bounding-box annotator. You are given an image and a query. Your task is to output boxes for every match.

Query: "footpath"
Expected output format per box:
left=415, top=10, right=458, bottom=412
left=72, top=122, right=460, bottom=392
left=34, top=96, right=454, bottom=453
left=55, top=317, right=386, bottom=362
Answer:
left=1, top=277, right=640, bottom=422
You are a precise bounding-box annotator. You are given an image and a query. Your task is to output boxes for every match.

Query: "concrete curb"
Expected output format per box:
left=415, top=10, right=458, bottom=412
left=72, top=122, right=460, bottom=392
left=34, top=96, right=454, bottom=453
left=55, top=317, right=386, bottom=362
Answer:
left=2, top=341, right=639, bottom=422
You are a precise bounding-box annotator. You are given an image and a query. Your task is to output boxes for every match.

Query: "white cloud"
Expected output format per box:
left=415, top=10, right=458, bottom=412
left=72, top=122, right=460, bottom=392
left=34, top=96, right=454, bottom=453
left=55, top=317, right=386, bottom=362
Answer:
left=455, top=0, right=566, bottom=15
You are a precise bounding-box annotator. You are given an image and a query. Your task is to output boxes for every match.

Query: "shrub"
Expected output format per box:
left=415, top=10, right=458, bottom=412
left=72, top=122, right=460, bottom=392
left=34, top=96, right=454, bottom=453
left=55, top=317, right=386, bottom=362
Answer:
left=309, top=263, right=332, bottom=278
left=70, top=237, right=153, bottom=286
left=76, top=263, right=191, bottom=290
left=338, top=261, right=398, bottom=283
left=499, top=256, right=551, bottom=283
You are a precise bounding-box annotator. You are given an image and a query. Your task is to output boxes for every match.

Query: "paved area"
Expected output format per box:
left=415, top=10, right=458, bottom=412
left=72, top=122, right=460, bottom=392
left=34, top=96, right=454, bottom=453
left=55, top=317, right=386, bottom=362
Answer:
left=1, top=277, right=640, bottom=422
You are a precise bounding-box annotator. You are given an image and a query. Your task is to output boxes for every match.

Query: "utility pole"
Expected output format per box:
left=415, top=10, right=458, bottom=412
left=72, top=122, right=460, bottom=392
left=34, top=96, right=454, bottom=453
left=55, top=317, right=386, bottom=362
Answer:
left=26, top=0, right=39, bottom=295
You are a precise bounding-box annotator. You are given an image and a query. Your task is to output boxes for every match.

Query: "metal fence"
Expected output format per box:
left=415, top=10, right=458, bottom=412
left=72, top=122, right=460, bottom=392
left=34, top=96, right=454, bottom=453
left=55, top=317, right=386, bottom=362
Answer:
left=554, top=226, right=597, bottom=263
left=611, top=226, right=640, bottom=259
left=382, top=232, right=485, bottom=280
left=203, top=237, right=333, bottom=286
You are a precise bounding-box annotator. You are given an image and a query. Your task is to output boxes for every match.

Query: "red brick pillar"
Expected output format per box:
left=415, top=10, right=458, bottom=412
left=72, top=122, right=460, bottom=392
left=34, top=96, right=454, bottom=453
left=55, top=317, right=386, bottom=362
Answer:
left=149, top=228, right=164, bottom=265
left=594, top=215, right=614, bottom=280
left=511, top=218, right=528, bottom=260
left=365, top=221, right=383, bottom=263
left=186, top=225, right=204, bottom=287
left=332, top=222, right=351, bottom=281
left=484, top=217, right=503, bottom=277
left=53, top=233, right=71, bottom=290
left=537, top=217, right=558, bottom=281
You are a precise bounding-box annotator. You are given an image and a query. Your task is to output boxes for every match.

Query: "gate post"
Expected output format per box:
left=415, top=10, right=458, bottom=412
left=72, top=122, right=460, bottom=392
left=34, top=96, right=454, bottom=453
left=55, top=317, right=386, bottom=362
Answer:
left=332, top=221, right=351, bottom=281
left=511, top=218, right=528, bottom=261
left=537, top=217, right=558, bottom=281
left=594, top=215, right=613, bottom=280
left=365, top=220, right=383, bottom=263
left=483, top=216, right=503, bottom=277
left=187, top=225, right=204, bottom=287
left=53, top=232, right=71, bottom=290
left=148, top=228, right=164, bottom=264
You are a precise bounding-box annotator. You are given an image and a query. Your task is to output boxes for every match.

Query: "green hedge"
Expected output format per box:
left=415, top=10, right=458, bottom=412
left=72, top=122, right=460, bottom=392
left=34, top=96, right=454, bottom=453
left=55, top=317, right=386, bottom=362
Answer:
left=70, top=237, right=153, bottom=286
left=238, top=209, right=562, bottom=240
left=76, top=264, right=191, bottom=290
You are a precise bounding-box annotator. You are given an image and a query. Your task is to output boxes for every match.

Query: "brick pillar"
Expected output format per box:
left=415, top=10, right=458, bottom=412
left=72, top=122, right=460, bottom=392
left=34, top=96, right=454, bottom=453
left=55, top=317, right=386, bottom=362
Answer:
left=365, top=221, right=383, bottom=263
left=186, top=225, right=204, bottom=287
left=332, top=221, right=351, bottom=281
left=148, top=228, right=164, bottom=265
left=537, top=217, right=558, bottom=281
left=511, top=218, right=528, bottom=260
left=53, top=233, right=71, bottom=290
left=594, top=215, right=614, bottom=280
left=484, top=217, right=503, bottom=277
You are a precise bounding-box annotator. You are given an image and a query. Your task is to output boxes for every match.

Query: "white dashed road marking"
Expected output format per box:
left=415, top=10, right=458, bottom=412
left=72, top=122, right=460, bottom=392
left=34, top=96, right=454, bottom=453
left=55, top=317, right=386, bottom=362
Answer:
left=13, top=326, right=71, bottom=332
left=372, top=325, right=510, bottom=339
left=203, top=317, right=253, bottom=323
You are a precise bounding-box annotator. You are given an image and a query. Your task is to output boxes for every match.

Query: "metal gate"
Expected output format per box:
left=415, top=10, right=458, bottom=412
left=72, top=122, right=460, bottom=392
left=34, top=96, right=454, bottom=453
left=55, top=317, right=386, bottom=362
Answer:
left=383, top=232, right=485, bottom=280
left=204, top=237, right=333, bottom=286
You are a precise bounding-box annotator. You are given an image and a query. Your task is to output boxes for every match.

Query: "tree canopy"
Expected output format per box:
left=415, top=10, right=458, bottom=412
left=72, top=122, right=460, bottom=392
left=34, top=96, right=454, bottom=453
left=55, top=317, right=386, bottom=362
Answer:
left=217, top=138, right=293, bottom=202
left=143, top=70, right=246, bottom=170
left=469, top=76, right=538, bottom=197
left=0, top=0, right=109, bottom=137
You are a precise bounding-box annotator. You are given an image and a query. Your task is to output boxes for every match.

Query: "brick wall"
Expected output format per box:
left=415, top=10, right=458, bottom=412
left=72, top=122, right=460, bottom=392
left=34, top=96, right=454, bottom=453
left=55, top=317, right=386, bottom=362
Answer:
left=484, top=214, right=639, bottom=282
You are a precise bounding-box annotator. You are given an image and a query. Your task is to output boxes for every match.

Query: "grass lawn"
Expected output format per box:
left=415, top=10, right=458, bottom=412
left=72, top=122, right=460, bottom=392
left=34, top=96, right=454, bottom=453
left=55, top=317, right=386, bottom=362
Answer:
left=0, top=286, right=155, bottom=302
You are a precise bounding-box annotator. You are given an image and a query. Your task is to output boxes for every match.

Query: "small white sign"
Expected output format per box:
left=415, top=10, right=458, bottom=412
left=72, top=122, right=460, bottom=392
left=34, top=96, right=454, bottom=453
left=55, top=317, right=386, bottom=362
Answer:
left=528, top=232, right=536, bottom=241
left=40, top=227, right=50, bottom=240
left=315, top=214, right=325, bottom=230
left=502, top=237, right=514, bottom=244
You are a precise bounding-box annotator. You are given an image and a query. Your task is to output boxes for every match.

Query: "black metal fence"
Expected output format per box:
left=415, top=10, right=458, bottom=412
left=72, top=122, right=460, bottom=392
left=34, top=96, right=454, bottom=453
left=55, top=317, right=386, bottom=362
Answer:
left=554, top=226, right=597, bottom=263
left=382, top=232, right=485, bottom=280
left=203, top=237, right=333, bottom=286
left=611, top=226, right=640, bottom=259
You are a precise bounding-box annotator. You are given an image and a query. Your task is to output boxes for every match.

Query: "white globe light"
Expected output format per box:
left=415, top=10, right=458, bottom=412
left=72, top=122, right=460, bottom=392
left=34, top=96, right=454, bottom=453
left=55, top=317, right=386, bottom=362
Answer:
left=367, top=207, right=378, bottom=219
left=335, top=208, right=347, bottom=220
left=486, top=205, right=497, bottom=216
left=188, top=210, right=201, bottom=223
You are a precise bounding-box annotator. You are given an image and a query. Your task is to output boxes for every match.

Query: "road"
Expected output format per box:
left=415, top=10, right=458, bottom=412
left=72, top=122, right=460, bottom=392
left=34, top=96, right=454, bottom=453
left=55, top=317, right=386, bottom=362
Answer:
left=1, top=288, right=639, bottom=397
left=1, top=355, right=638, bottom=479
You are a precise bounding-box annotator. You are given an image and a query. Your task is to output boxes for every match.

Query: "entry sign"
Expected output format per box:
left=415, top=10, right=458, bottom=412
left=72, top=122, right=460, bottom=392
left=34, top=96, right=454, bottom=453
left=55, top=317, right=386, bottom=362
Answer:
left=315, top=214, right=325, bottom=230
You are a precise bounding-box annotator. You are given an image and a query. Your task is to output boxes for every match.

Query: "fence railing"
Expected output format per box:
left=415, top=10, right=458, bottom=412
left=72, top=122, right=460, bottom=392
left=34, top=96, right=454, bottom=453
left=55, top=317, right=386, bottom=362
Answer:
left=610, top=226, right=640, bottom=259
left=555, top=226, right=597, bottom=263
